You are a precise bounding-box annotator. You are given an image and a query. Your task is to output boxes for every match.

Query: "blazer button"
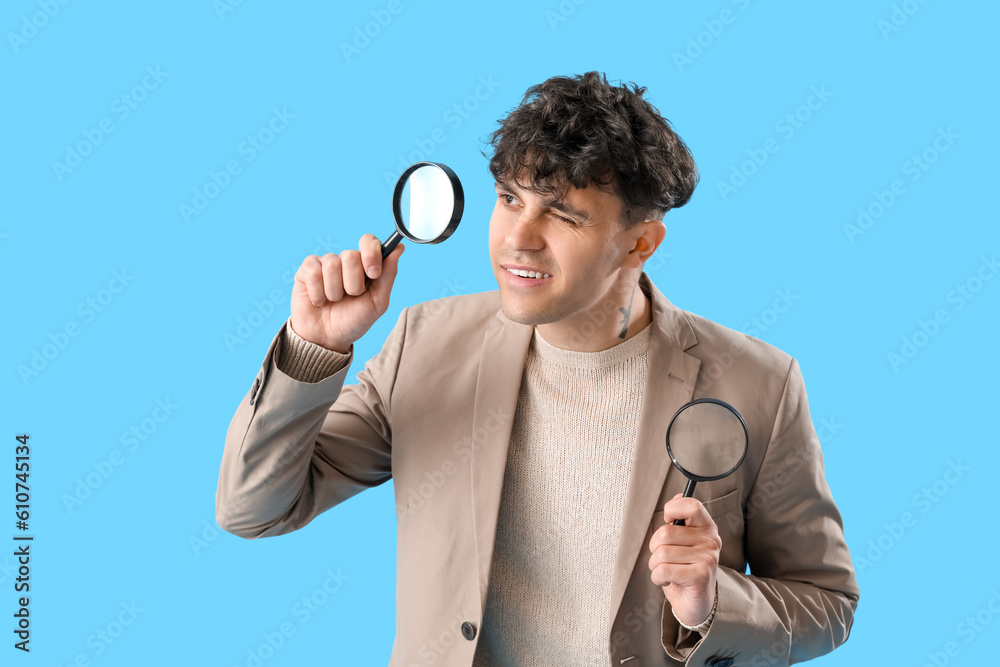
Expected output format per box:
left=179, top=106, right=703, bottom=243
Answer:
left=706, top=658, right=734, bottom=667
left=461, top=622, right=476, bottom=640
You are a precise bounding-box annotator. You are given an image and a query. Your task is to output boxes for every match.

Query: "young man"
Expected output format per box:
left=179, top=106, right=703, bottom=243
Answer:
left=217, top=71, right=858, bottom=666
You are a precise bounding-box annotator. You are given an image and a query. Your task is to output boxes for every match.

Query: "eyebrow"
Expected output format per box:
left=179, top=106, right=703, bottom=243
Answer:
left=494, top=179, right=592, bottom=223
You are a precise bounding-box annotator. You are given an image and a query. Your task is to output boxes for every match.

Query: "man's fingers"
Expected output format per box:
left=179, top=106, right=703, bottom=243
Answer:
left=662, top=496, right=715, bottom=528
left=649, top=523, right=701, bottom=552
left=649, top=560, right=711, bottom=590
left=340, top=249, right=366, bottom=296
left=359, top=233, right=383, bottom=279
left=648, top=542, right=701, bottom=566
left=295, top=255, right=330, bottom=307
left=319, top=253, right=344, bottom=303
left=369, top=243, right=403, bottom=311
left=649, top=497, right=723, bottom=555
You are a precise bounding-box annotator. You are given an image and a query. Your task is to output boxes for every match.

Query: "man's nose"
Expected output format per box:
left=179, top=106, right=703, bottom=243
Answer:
left=505, top=209, right=545, bottom=249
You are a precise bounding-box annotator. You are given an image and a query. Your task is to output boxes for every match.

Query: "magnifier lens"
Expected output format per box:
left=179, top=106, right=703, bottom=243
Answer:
left=399, top=165, right=455, bottom=241
left=667, top=400, right=747, bottom=481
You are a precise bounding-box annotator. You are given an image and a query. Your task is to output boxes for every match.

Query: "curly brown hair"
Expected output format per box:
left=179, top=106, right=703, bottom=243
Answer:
left=486, top=71, right=699, bottom=229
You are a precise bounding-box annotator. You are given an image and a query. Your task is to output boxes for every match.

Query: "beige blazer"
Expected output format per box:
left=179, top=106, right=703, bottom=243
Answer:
left=216, top=273, right=859, bottom=666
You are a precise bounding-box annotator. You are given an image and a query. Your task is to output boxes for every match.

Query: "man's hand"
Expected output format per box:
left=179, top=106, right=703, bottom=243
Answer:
left=290, top=234, right=403, bottom=354
left=648, top=493, right=722, bottom=627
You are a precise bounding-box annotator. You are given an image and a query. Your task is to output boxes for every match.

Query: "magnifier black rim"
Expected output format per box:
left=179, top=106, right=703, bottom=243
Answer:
left=665, top=397, right=749, bottom=483
left=391, top=161, right=465, bottom=244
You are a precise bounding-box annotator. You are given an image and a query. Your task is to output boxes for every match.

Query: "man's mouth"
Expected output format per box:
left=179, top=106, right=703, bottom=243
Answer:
left=504, top=266, right=551, bottom=279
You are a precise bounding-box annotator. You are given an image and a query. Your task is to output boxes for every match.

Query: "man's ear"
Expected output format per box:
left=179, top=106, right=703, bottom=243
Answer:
left=626, top=219, right=666, bottom=269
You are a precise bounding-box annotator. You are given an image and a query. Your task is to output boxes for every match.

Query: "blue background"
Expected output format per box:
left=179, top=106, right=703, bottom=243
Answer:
left=3, top=1, right=998, bottom=665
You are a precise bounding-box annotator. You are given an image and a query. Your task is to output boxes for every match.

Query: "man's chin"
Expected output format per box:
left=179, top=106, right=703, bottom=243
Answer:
left=497, top=296, right=559, bottom=326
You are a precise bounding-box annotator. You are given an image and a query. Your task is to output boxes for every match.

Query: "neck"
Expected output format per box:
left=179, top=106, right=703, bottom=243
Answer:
left=537, top=279, right=651, bottom=352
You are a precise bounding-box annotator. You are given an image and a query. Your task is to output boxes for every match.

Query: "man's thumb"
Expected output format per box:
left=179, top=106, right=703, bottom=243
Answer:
left=370, top=243, right=403, bottom=309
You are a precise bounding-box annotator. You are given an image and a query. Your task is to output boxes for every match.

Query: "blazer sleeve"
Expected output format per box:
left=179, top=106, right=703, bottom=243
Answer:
left=663, top=357, right=860, bottom=665
left=215, top=308, right=409, bottom=539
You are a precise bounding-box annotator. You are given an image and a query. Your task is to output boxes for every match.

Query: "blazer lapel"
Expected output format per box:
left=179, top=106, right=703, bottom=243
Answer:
left=607, top=273, right=701, bottom=630
left=470, top=309, right=532, bottom=610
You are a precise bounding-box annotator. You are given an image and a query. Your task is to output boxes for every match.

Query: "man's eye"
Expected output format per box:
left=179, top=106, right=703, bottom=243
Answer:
left=554, top=213, right=577, bottom=225
left=498, top=193, right=517, bottom=205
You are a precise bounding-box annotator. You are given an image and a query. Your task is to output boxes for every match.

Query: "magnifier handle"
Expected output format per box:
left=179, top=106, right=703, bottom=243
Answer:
left=381, top=230, right=403, bottom=260
left=672, top=478, right=698, bottom=526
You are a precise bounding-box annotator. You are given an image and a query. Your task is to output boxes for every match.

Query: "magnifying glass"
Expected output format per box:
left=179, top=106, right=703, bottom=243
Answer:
left=665, top=398, right=749, bottom=526
left=380, top=161, right=464, bottom=259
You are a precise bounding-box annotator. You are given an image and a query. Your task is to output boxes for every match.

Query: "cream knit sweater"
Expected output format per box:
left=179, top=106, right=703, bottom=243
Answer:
left=470, top=323, right=650, bottom=666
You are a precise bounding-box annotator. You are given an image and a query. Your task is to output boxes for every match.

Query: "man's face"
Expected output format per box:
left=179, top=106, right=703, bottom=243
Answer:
left=488, top=175, right=642, bottom=329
